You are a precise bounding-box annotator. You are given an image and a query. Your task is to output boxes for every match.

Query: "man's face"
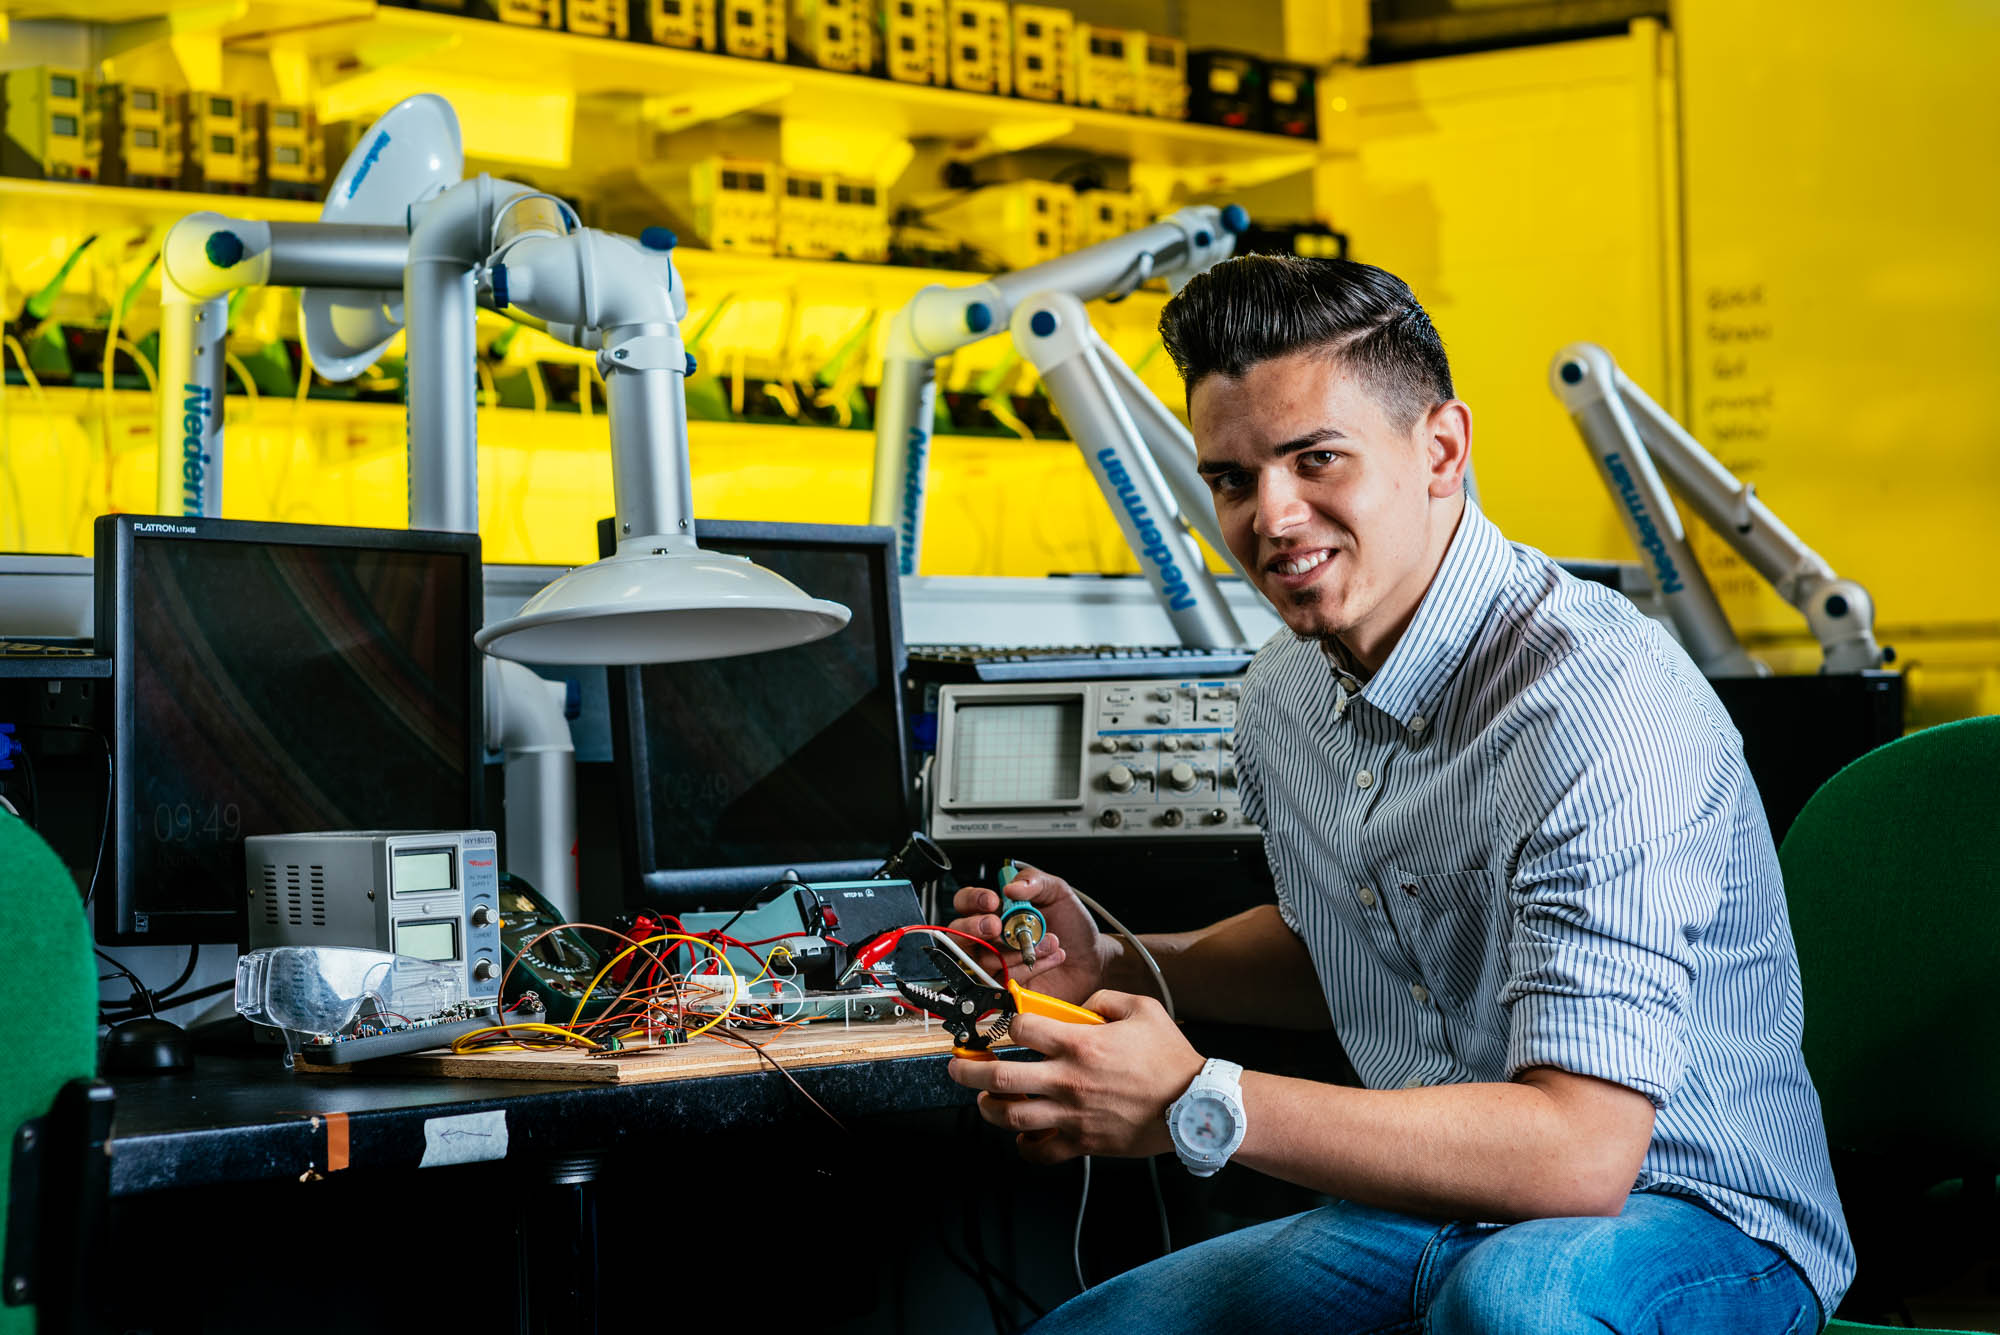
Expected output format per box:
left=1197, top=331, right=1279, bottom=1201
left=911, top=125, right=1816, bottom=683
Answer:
left=1191, top=349, right=1466, bottom=659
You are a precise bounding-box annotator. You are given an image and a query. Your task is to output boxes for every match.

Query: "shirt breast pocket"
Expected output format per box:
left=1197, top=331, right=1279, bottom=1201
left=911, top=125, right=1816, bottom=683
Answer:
left=1395, top=866, right=1501, bottom=1017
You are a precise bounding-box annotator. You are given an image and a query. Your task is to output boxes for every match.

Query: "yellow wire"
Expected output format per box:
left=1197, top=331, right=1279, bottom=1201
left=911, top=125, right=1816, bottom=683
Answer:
left=115, top=339, right=157, bottom=393
left=222, top=351, right=260, bottom=415
left=2, top=338, right=44, bottom=396
left=572, top=932, right=740, bottom=1040
left=3, top=333, right=61, bottom=544
left=450, top=1021, right=603, bottom=1054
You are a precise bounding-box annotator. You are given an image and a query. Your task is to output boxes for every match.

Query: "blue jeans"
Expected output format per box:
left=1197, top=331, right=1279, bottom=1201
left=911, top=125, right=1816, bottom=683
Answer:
left=1030, top=1190, right=1820, bottom=1334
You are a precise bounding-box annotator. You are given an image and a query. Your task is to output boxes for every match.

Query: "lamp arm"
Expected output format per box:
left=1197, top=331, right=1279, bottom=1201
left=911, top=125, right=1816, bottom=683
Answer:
left=155, top=212, right=410, bottom=518
left=1607, top=361, right=1888, bottom=673
left=479, top=226, right=693, bottom=555
left=868, top=204, right=1250, bottom=572
left=1012, top=291, right=1245, bottom=648
left=1551, top=344, right=1758, bottom=677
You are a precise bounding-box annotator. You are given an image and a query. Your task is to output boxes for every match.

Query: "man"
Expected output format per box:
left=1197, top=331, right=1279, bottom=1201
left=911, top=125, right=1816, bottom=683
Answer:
left=945, top=256, right=1852, bottom=1333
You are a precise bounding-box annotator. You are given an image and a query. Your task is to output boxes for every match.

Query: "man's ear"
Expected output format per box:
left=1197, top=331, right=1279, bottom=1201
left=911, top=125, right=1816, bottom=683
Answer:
left=1425, top=400, right=1473, bottom=499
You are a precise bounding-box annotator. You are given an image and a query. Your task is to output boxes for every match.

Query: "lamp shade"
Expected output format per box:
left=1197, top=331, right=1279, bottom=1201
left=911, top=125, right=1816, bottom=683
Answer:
left=474, top=548, right=851, bottom=665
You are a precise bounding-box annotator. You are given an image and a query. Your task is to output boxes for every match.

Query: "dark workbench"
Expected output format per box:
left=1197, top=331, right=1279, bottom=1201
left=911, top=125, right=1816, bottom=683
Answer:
left=105, top=1047, right=973, bottom=1197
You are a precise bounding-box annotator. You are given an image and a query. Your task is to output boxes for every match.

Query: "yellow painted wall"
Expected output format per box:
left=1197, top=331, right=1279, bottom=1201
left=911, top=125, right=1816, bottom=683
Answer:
left=1675, top=0, right=2000, bottom=724
left=1319, top=23, right=1681, bottom=565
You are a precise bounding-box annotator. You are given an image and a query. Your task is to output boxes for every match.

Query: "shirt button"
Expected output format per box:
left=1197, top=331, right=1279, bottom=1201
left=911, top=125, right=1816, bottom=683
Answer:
left=1357, top=885, right=1376, bottom=908
left=1408, top=714, right=1427, bottom=736
left=1403, top=881, right=1419, bottom=898
left=1410, top=983, right=1430, bottom=1005
left=1401, top=1077, right=1427, bottom=1089
left=1355, top=770, right=1374, bottom=790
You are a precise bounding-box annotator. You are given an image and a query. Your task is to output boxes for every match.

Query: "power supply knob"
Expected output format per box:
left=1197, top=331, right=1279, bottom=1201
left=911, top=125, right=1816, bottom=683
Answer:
left=1099, top=809, right=1123, bottom=828
left=471, top=904, right=492, bottom=927
left=1168, top=761, right=1198, bottom=792
left=473, top=959, right=497, bottom=982
left=1161, top=808, right=1184, bottom=827
left=1105, top=763, right=1136, bottom=793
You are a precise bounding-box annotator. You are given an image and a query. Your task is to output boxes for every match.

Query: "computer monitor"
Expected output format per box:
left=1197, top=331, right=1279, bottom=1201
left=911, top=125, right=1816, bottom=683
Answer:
left=95, top=515, right=483, bottom=944
left=601, top=519, right=912, bottom=909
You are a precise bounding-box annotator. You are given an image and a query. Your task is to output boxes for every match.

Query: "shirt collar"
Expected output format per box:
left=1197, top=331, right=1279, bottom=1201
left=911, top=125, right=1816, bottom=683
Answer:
left=1351, top=499, right=1513, bottom=731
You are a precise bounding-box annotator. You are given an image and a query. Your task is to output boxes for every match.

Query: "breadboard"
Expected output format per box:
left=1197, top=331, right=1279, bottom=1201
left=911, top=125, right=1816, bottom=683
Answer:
left=308, top=1015, right=992, bottom=1084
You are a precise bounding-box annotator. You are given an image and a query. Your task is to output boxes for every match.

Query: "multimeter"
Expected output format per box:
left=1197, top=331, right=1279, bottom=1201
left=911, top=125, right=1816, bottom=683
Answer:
left=496, top=873, right=618, bottom=1019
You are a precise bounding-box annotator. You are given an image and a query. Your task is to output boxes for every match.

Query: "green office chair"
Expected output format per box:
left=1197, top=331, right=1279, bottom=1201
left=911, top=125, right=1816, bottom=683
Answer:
left=0, top=812, right=103, bottom=1334
left=1780, top=714, right=2000, bottom=1335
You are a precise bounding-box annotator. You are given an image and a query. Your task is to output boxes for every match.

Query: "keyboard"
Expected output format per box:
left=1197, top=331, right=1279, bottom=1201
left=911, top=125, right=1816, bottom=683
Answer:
left=906, top=643, right=1258, bottom=685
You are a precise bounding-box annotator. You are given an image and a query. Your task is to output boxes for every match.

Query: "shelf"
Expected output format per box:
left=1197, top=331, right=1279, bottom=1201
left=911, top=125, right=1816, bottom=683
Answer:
left=0, top=178, right=324, bottom=234
left=0, top=179, right=1170, bottom=313
left=10, top=386, right=1086, bottom=453
left=0, top=0, right=372, bottom=30
left=230, top=8, right=1317, bottom=172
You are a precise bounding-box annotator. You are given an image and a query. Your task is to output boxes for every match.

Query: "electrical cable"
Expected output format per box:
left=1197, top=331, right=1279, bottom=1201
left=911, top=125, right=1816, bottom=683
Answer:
left=1073, top=1155, right=1091, bottom=1294
left=152, top=943, right=199, bottom=1003
left=1073, top=888, right=1176, bottom=1023
left=95, top=948, right=155, bottom=1018
left=1064, top=885, right=1179, bottom=1284
left=9, top=739, right=38, bottom=828
left=18, top=723, right=112, bottom=908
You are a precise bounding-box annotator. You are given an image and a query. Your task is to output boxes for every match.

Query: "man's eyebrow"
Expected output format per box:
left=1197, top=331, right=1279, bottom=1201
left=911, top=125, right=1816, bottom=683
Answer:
left=1197, top=426, right=1347, bottom=475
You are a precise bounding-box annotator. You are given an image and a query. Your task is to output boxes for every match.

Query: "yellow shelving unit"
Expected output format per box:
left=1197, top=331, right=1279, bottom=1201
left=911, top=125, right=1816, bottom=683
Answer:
left=1, top=0, right=1299, bottom=576
left=231, top=6, right=1313, bottom=170
left=0, top=384, right=1158, bottom=576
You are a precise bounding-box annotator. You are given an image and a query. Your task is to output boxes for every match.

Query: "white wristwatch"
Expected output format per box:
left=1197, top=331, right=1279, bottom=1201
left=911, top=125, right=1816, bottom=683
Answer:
left=1166, top=1058, right=1247, bottom=1177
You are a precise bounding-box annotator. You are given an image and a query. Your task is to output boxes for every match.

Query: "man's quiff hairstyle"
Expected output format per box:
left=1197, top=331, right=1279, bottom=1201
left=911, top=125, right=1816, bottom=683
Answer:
left=1159, top=255, right=1454, bottom=431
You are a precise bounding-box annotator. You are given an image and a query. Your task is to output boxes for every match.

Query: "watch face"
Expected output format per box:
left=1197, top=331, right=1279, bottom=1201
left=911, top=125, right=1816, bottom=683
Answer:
left=1173, top=1094, right=1235, bottom=1155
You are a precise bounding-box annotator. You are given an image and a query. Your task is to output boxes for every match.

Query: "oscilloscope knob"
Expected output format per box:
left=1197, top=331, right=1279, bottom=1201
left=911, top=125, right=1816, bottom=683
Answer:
left=1151, top=688, right=1174, bottom=701
left=1105, top=764, right=1136, bottom=793
left=1161, top=808, right=1185, bottom=827
left=1159, top=738, right=1180, bottom=752
left=1099, top=809, right=1123, bottom=828
left=1167, top=762, right=1198, bottom=792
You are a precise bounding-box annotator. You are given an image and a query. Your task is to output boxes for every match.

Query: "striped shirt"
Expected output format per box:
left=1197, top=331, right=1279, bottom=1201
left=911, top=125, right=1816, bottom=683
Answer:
left=1234, top=499, right=1853, bottom=1316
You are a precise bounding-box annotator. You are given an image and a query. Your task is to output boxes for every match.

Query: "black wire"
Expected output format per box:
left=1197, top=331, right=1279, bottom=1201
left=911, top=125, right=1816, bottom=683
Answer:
left=8, top=740, right=38, bottom=828
left=18, top=723, right=112, bottom=906
left=102, top=979, right=230, bottom=1022
left=152, top=943, right=199, bottom=1003
left=95, top=947, right=155, bottom=1019
left=709, top=877, right=794, bottom=940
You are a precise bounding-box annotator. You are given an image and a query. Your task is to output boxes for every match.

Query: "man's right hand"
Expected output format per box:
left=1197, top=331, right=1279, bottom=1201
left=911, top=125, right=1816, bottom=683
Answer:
left=947, top=862, right=1113, bottom=1006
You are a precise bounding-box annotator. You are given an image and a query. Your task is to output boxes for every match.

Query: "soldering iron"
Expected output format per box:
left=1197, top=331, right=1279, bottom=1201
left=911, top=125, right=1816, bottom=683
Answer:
left=996, top=859, right=1046, bottom=970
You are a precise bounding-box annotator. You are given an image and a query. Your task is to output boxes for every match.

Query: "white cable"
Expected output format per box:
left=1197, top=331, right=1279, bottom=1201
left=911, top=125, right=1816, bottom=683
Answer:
left=1060, top=886, right=1179, bottom=1283
left=1074, top=1155, right=1092, bottom=1294
left=0, top=793, right=17, bottom=817
left=1072, top=888, right=1175, bottom=1022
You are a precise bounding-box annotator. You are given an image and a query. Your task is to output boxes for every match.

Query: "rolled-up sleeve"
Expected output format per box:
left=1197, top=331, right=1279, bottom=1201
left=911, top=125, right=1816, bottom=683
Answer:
left=1495, top=640, right=1742, bottom=1108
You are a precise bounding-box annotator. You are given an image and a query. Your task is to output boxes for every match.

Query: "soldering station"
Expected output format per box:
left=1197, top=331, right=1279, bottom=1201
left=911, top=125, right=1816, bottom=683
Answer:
left=0, top=4, right=1990, bottom=1333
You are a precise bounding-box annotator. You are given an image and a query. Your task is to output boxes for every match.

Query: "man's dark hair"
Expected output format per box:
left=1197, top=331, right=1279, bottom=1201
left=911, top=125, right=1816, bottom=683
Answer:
left=1159, top=255, right=1454, bottom=430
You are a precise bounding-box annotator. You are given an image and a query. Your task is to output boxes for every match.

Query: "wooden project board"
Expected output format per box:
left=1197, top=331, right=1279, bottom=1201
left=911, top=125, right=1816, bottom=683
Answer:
left=310, top=1016, right=985, bottom=1084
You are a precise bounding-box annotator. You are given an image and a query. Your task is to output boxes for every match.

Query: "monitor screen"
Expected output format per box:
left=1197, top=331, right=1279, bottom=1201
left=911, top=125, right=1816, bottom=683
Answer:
left=602, top=520, right=910, bottom=907
left=97, top=516, right=481, bottom=943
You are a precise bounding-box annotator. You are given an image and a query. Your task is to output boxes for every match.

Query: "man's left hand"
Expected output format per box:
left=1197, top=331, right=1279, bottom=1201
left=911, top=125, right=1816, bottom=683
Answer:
left=947, top=991, right=1203, bottom=1164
